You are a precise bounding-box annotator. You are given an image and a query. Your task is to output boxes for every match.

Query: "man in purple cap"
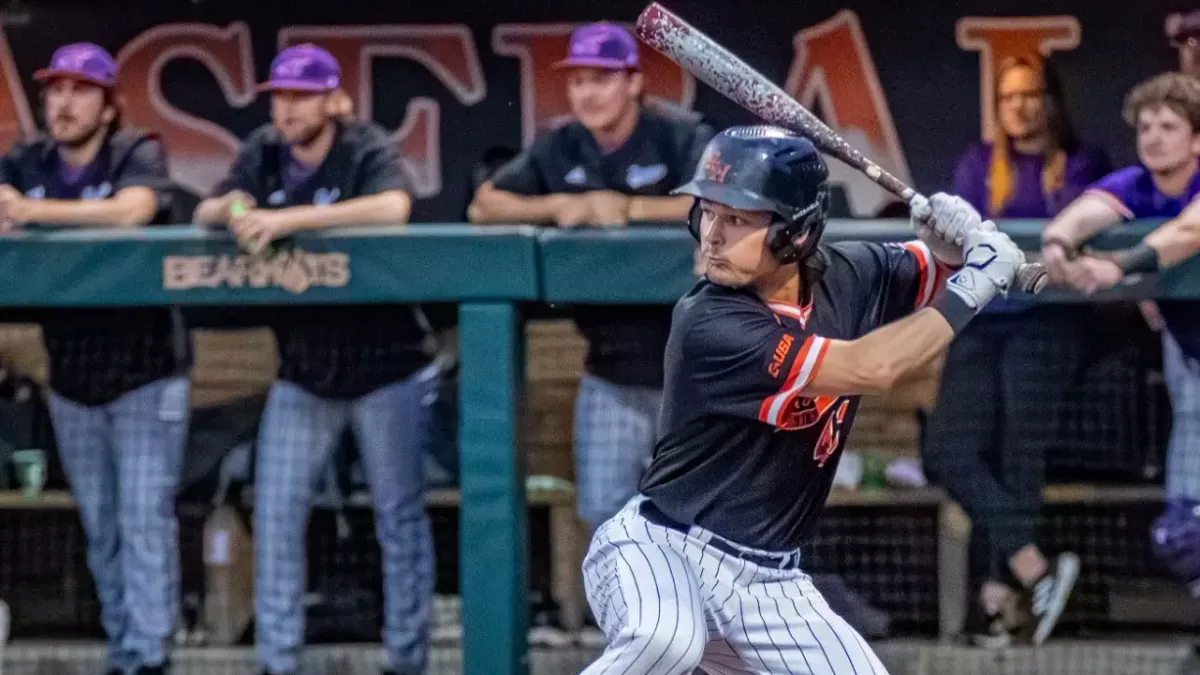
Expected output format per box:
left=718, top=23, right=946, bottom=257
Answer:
left=0, top=42, right=182, bottom=675
left=468, top=22, right=714, bottom=536
left=193, top=43, right=435, bottom=675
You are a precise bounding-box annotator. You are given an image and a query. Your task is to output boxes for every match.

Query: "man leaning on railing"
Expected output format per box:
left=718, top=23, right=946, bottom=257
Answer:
left=192, top=43, right=437, bottom=675
left=467, top=21, right=714, bottom=536
left=1039, top=72, right=1200, bottom=605
left=0, top=43, right=185, bottom=675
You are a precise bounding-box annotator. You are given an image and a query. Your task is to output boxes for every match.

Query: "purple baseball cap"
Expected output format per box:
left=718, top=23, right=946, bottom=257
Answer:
left=553, top=22, right=640, bottom=71
left=34, top=43, right=117, bottom=88
left=1168, top=10, right=1200, bottom=44
left=257, top=44, right=341, bottom=92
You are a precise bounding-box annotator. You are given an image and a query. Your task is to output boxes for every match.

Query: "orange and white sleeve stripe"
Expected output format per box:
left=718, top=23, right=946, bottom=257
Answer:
left=901, top=241, right=953, bottom=310
left=757, top=335, right=830, bottom=426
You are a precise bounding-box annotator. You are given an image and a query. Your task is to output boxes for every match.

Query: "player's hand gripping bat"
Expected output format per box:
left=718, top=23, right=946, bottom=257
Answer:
left=634, top=3, right=1048, bottom=294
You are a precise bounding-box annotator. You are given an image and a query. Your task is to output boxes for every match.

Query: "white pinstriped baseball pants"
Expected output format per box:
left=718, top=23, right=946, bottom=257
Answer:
left=582, top=495, right=889, bottom=675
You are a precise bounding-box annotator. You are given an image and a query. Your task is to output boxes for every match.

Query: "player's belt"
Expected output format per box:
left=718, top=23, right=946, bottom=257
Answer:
left=638, top=499, right=802, bottom=570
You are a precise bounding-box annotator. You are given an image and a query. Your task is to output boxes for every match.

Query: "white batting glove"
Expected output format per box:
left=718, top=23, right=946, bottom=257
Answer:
left=910, top=192, right=995, bottom=266
left=943, top=229, right=1026, bottom=310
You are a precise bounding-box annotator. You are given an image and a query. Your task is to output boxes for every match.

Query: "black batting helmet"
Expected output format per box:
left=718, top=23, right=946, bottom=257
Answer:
left=673, top=125, right=831, bottom=264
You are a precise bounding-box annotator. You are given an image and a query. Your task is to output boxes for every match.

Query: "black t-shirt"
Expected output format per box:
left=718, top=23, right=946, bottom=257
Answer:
left=639, top=240, right=945, bottom=550
left=489, top=110, right=714, bottom=388
left=211, top=120, right=435, bottom=399
left=0, top=128, right=185, bottom=405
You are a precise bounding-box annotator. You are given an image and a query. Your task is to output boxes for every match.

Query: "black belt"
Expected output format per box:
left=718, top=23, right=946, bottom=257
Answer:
left=638, top=500, right=802, bottom=570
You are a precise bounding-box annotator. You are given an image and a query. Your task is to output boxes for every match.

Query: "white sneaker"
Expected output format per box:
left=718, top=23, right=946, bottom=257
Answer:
left=1029, top=552, right=1080, bottom=645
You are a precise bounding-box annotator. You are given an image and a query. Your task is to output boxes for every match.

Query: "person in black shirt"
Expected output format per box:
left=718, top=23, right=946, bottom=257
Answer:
left=193, top=45, right=436, bottom=675
left=467, top=22, right=714, bottom=532
left=578, top=126, right=1027, bottom=674
left=0, top=43, right=183, bottom=675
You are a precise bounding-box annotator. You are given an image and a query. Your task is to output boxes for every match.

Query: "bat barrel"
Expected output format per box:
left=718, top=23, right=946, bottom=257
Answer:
left=636, top=2, right=917, bottom=202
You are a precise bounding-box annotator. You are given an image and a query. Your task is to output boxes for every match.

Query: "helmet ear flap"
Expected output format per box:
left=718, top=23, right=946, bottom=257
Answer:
left=687, top=200, right=702, bottom=242
left=766, top=216, right=798, bottom=263
left=766, top=186, right=830, bottom=263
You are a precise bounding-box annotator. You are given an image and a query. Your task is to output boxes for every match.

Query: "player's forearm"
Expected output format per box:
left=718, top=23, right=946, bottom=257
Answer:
left=24, top=190, right=156, bottom=228
left=193, top=197, right=232, bottom=225
left=276, top=191, right=411, bottom=230
left=1041, top=194, right=1124, bottom=251
left=628, top=195, right=692, bottom=222
left=467, top=183, right=564, bottom=224
left=807, top=306, right=953, bottom=396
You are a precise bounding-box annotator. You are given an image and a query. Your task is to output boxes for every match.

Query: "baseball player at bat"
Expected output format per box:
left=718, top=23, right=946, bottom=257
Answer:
left=580, top=125, right=1023, bottom=675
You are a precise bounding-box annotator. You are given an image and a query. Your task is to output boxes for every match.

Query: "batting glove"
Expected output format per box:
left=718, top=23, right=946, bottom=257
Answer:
left=945, top=229, right=1025, bottom=309
left=910, top=192, right=995, bottom=266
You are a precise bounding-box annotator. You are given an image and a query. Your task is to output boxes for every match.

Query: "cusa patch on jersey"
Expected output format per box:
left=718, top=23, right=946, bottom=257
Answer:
left=767, top=333, right=795, bottom=379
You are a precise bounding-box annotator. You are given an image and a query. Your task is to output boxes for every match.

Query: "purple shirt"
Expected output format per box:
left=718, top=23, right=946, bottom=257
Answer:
left=952, top=141, right=1113, bottom=311
left=57, top=160, right=91, bottom=186
left=1086, top=164, right=1200, bottom=219
left=1087, top=164, right=1200, bottom=360
left=282, top=149, right=319, bottom=196
left=52, top=153, right=107, bottom=200
left=953, top=141, right=1112, bottom=218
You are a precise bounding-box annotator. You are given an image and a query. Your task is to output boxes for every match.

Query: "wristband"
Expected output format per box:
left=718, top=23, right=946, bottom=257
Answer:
left=931, top=287, right=978, bottom=334
left=1041, top=236, right=1079, bottom=259
left=1118, top=243, right=1160, bottom=274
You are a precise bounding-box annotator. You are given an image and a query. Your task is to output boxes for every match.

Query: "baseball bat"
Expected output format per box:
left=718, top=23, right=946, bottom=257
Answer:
left=634, top=3, right=1047, bottom=294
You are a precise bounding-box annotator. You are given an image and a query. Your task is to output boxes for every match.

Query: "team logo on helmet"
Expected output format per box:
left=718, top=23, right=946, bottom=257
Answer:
left=704, top=151, right=731, bottom=183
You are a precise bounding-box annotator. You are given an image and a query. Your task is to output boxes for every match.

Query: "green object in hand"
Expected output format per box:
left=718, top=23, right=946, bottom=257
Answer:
left=230, top=200, right=248, bottom=218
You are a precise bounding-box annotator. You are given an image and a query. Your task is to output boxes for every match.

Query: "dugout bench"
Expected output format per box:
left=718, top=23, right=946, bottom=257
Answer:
left=0, top=220, right=1194, bottom=675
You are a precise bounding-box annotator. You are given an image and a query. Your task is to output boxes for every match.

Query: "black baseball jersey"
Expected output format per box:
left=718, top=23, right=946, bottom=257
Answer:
left=639, top=239, right=947, bottom=551
left=490, top=109, right=714, bottom=388
left=0, top=128, right=184, bottom=405
left=212, top=120, right=435, bottom=398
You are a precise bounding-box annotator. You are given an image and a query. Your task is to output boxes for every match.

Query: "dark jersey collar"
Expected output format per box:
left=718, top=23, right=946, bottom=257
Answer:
left=565, top=108, right=653, bottom=165
left=269, top=120, right=355, bottom=177
left=703, top=260, right=819, bottom=327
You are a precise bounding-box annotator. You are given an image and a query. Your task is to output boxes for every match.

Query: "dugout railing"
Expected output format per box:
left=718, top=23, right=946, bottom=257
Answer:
left=0, top=220, right=1190, bottom=675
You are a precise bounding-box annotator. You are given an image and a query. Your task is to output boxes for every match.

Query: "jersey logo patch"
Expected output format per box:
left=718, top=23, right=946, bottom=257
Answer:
left=778, top=395, right=839, bottom=431
left=767, top=333, right=795, bottom=379
left=626, top=163, right=668, bottom=189
left=24, top=185, right=44, bottom=200
left=80, top=182, right=112, bottom=200
left=313, top=187, right=341, bottom=206
left=268, top=190, right=287, bottom=206
left=564, top=166, right=587, bottom=186
left=814, top=400, right=851, bottom=467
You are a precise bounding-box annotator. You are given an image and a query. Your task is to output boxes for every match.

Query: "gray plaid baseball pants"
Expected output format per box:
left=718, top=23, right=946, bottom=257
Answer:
left=573, top=373, right=663, bottom=531
left=1164, top=330, right=1200, bottom=501
left=254, top=365, right=438, bottom=675
left=48, top=375, right=190, bottom=674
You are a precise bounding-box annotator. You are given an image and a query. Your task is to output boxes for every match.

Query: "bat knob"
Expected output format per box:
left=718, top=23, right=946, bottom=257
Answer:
left=1015, top=262, right=1048, bottom=294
